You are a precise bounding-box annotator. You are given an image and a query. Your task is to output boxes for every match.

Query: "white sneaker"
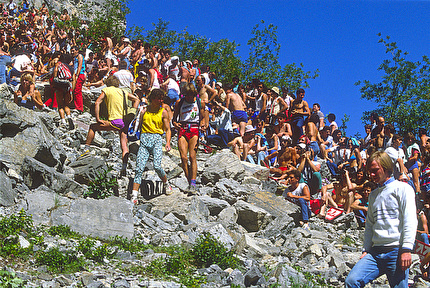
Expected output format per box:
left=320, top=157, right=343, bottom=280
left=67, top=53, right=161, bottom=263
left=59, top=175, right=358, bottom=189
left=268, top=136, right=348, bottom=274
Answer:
left=165, top=183, right=173, bottom=195
left=131, top=190, right=139, bottom=205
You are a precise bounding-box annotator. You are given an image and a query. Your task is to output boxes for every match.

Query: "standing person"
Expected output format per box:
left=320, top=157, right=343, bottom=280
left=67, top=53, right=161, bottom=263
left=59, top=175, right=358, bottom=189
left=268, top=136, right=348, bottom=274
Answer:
left=82, top=75, right=139, bottom=176
left=131, top=89, right=172, bottom=204
left=52, top=52, right=73, bottom=128
left=225, top=83, right=247, bottom=136
left=345, top=151, right=417, bottom=288
left=71, top=46, right=85, bottom=112
left=172, top=83, right=207, bottom=194
left=289, top=88, right=310, bottom=144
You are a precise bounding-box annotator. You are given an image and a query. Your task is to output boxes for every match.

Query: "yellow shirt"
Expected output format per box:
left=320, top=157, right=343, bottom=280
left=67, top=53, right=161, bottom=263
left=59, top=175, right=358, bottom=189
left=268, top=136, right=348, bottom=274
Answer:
left=102, top=86, right=124, bottom=121
left=141, top=107, right=164, bottom=134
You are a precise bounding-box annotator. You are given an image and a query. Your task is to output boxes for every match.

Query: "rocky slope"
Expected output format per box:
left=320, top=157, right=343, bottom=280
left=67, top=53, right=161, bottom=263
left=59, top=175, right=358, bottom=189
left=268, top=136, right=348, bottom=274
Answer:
left=0, top=83, right=429, bottom=287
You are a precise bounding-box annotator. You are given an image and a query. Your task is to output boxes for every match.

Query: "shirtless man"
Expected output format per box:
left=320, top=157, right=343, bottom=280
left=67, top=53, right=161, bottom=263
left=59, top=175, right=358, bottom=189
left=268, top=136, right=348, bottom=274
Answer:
left=195, top=75, right=217, bottom=105
left=266, top=145, right=299, bottom=178
left=289, top=88, right=311, bottom=145
left=179, top=61, right=191, bottom=90
left=225, top=83, right=247, bottom=137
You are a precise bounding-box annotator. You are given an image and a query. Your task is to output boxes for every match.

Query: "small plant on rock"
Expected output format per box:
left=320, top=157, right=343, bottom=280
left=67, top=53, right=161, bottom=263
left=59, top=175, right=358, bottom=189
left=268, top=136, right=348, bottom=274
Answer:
left=77, top=238, right=115, bottom=263
left=0, top=269, right=26, bottom=287
left=0, top=209, right=43, bottom=258
left=47, top=225, right=82, bottom=239
left=190, top=232, right=239, bottom=269
left=84, top=166, right=118, bottom=199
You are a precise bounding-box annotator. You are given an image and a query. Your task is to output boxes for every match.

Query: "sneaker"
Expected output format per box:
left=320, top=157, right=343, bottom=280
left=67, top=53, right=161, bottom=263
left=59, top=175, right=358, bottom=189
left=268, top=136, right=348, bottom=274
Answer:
left=302, top=223, right=310, bottom=231
left=165, top=183, right=173, bottom=195
left=131, top=191, right=138, bottom=205
left=187, top=185, right=197, bottom=195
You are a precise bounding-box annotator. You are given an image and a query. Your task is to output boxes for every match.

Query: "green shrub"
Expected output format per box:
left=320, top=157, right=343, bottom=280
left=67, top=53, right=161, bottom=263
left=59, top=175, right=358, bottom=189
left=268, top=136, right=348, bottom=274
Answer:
left=35, top=247, right=86, bottom=273
left=0, top=269, right=26, bottom=288
left=190, top=232, right=239, bottom=269
left=77, top=238, right=115, bottom=263
left=0, top=210, right=43, bottom=258
left=108, top=235, right=149, bottom=253
left=84, top=166, right=118, bottom=199
left=47, top=225, right=81, bottom=239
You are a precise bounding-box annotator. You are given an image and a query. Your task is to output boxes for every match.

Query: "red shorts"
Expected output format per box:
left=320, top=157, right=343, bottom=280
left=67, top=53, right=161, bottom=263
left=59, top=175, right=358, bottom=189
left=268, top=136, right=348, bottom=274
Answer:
left=179, top=126, right=199, bottom=141
left=279, top=166, right=290, bottom=171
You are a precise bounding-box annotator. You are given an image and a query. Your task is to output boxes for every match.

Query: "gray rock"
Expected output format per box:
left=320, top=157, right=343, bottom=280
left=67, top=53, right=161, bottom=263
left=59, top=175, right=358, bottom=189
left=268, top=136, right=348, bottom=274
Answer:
left=112, top=279, right=130, bottom=288
left=234, top=234, right=271, bottom=259
left=0, top=171, right=16, bottom=206
left=226, top=269, right=245, bottom=287
left=241, top=161, right=270, bottom=181
left=201, top=150, right=245, bottom=184
left=0, top=99, right=66, bottom=173
left=68, top=154, right=107, bottom=185
left=198, top=195, right=230, bottom=216
left=244, top=265, right=262, bottom=287
left=234, top=200, right=273, bottom=232
left=21, top=156, right=86, bottom=196
left=211, top=178, right=251, bottom=204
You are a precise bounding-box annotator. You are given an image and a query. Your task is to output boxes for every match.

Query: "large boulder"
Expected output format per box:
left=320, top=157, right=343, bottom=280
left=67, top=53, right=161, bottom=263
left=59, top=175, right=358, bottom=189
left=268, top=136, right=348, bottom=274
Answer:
left=21, top=156, right=86, bottom=196
left=24, top=187, right=134, bottom=240
left=201, top=150, right=245, bottom=184
left=0, top=99, right=66, bottom=173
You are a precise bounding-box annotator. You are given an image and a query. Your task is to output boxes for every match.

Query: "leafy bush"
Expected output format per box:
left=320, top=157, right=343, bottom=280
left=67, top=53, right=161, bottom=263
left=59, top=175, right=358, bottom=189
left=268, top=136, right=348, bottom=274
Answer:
left=190, top=232, right=239, bottom=269
left=35, top=247, right=86, bottom=273
left=77, top=238, right=115, bottom=263
left=0, top=210, right=42, bottom=258
left=84, top=166, right=118, bottom=199
left=108, top=235, right=149, bottom=253
left=47, top=225, right=81, bottom=239
left=0, top=269, right=26, bottom=288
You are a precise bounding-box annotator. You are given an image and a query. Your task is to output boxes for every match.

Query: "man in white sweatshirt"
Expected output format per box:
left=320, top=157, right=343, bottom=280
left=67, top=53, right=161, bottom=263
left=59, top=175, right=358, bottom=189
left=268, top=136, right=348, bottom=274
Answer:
left=345, top=151, right=417, bottom=288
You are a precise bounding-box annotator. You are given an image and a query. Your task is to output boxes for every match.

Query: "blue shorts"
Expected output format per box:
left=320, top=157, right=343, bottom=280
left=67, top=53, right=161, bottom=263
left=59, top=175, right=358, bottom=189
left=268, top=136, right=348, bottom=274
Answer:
left=232, top=110, right=248, bottom=124
left=407, top=161, right=419, bottom=171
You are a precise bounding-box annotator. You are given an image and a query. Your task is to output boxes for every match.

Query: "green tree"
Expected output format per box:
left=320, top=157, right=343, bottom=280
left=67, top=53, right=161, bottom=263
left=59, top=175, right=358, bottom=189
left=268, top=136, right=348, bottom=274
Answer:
left=279, top=63, right=319, bottom=92
left=243, top=20, right=281, bottom=87
left=356, top=34, right=430, bottom=134
left=83, top=0, right=130, bottom=43
left=145, top=19, right=179, bottom=51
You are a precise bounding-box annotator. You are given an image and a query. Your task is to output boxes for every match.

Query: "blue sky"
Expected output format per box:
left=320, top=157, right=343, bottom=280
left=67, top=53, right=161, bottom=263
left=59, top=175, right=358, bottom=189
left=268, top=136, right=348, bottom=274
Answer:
left=127, top=0, right=430, bottom=137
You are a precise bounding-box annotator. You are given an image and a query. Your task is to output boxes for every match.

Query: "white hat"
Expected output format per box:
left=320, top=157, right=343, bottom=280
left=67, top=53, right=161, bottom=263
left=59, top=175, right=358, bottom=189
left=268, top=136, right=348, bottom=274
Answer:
left=245, top=125, right=255, bottom=133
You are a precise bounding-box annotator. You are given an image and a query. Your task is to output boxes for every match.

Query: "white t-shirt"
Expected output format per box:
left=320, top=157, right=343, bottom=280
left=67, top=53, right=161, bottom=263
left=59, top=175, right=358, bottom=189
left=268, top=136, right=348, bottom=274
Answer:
left=283, top=183, right=309, bottom=206
left=385, top=146, right=405, bottom=179
left=166, top=78, right=180, bottom=94
left=13, top=54, right=32, bottom=72
left=114, top=69, right=134, bottom=89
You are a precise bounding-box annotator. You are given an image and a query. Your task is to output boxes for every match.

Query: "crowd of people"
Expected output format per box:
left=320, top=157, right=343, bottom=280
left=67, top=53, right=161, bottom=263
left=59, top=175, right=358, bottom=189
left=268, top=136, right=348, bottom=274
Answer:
left=3, top=2, right=430, bottom=286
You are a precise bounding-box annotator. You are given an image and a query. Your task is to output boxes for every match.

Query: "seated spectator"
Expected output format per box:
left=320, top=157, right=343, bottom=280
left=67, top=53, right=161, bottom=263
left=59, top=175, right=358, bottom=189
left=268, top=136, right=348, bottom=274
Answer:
left=311, top=103, right=325, bottom=130
left=282, top=169, right=311, bottom=230
left=297, top=144, right=322, bottom=196
left=13, top=72, right=43, bottom=109
left=275, top=113, right=292, bottom=143
left=207, top=100, right=238, bottom=148
left=385, top=134, right=408, bottom=182
left=350, top=181, right=376, bottom=226
left=327, top=113, right=338, bottom=135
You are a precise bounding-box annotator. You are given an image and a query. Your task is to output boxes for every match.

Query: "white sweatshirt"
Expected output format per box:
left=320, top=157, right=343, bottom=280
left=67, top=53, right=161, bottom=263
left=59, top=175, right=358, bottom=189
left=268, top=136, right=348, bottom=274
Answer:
left=363, top=178, right=417, bottom=252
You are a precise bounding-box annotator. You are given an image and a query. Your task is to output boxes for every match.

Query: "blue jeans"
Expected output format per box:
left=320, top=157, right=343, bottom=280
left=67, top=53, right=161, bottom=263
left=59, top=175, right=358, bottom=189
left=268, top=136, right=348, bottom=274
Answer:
left=0, top=55, right=11, bottom=84
left=297, top=198, right=311, bottom=221
left=291, top=115, right=305, bottom=144
left=345, top=246, right=408, bottom=288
